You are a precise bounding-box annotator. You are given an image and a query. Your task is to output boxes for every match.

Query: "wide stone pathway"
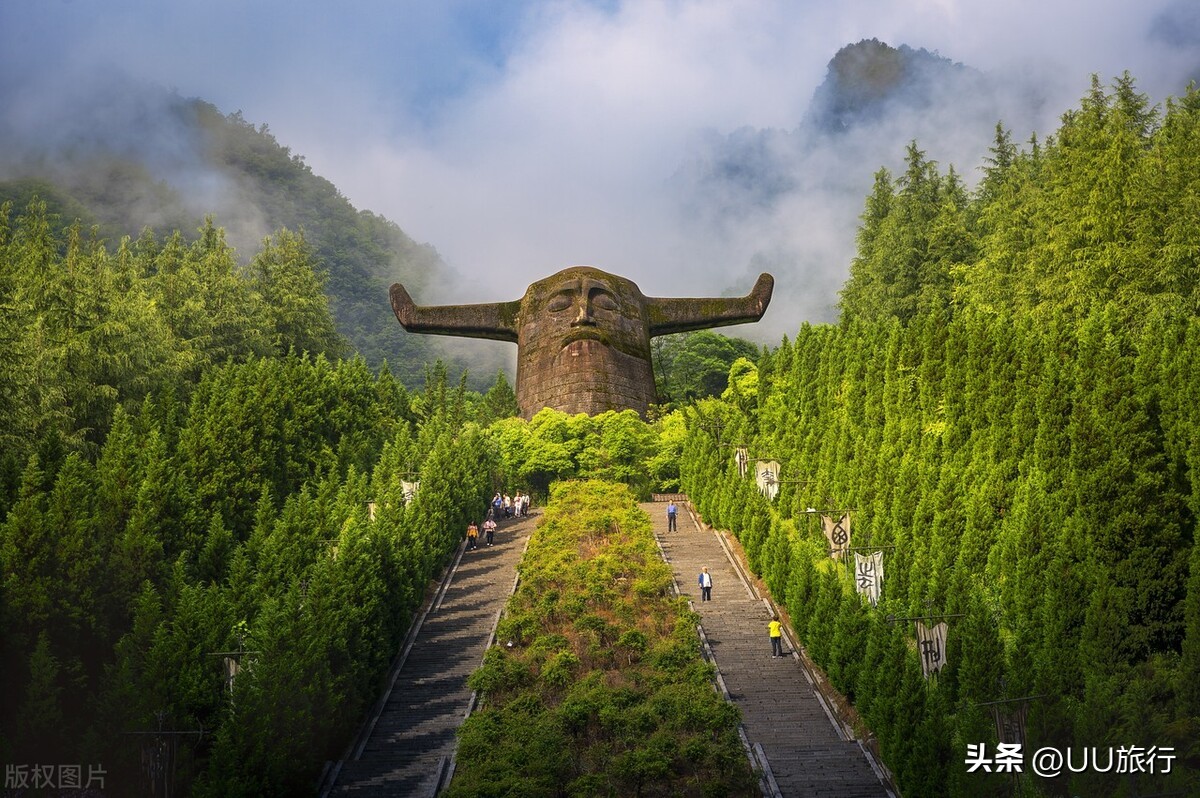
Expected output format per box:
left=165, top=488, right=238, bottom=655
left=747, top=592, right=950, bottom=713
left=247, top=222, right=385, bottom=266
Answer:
left=646, top=500, right=897, bottom=798
left=321, top=512, right=535, bottom=797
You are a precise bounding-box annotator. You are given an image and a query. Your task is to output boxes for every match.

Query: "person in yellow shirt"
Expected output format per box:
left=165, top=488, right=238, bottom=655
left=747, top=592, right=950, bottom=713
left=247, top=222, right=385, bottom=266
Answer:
left=768, top=619, right=784, bottom=657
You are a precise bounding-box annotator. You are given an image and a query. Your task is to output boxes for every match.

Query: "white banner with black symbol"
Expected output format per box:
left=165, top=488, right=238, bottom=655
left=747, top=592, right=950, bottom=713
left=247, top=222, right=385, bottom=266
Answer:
left=991, top=701, right=1028, bottom=748
left=916, top=620, right=948, bottom=679
left=755, top=461, right=780, bottom=501
left=822, top=513, right=851, bottom=559
left=854, top=550, right=884, bottom=606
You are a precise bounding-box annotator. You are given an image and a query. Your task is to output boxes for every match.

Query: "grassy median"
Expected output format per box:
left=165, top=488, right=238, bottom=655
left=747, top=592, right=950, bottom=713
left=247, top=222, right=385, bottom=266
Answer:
left=447, top=479, right=758, bottom=797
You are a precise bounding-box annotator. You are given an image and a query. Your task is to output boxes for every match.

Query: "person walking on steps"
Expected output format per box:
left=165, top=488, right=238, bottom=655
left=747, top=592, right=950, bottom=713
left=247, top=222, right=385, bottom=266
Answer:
left=483, top=517, right=497, bottom=546
left=667, top=500, right=678, bottom=532
left=698, top=567, right=712, bottom=601
left=769, top=618, right=784, bottom=657
left=467, top=521, right=479, bottom=550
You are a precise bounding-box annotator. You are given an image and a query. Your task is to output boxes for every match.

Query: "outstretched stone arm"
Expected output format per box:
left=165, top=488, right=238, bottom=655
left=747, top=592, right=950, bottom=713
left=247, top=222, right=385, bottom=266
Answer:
left=645, top=273, right=774, bottom=337
left=389, top=283, right=520, bottom=343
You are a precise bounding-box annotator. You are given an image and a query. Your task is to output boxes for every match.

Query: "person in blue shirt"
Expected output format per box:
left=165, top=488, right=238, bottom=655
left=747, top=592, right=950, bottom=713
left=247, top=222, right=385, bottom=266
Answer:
left=667, top=501, right=678, bottom=531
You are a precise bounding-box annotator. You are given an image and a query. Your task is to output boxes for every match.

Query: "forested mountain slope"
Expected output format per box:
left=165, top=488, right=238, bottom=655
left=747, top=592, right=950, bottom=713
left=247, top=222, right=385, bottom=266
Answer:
left=682, top=75, right=1200, bottom=796
left=0, top=88, right=497, bottom=384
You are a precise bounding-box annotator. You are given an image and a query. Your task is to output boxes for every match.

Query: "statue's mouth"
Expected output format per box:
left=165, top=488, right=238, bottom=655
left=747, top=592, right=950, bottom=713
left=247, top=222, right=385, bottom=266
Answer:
left=561, top=328, right=607, bottom=348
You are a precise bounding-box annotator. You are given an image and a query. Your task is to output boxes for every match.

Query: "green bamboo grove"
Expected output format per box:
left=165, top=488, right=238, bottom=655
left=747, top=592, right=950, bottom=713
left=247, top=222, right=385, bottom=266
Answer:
left=681, top=76, right=1200, bottom=797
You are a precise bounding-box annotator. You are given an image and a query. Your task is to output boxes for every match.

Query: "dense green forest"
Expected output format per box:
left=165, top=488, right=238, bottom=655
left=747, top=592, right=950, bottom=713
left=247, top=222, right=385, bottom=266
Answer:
left=4, top=72, right=1200, bottom=797
left=0, top=97, right=495, bottom=385
left=683, top=75, right=1200, bottom=796
left=0, top=195, right=684, bottom=792
left=0, top=198, right=498, bottom=793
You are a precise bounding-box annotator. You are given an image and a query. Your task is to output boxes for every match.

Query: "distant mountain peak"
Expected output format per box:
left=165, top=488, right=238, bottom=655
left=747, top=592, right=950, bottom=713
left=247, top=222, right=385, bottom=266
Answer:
left=805, top=39, right=982, bottom=134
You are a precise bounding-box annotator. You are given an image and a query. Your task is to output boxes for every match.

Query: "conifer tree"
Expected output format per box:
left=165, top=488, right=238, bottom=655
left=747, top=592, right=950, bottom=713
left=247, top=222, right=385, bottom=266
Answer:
left=480, top=369, right=520, bottom=425
left=247, top=227, right=344, bottom=359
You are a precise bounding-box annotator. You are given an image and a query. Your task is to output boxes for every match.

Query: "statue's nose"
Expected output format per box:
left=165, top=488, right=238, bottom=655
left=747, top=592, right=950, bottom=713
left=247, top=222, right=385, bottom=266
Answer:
left=571, top=300, right=595, bottom=326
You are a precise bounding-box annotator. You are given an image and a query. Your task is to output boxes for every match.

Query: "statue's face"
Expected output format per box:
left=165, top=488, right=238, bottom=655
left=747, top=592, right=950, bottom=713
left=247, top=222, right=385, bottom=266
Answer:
left=521, top=268, right=649, bottom=359
left=515, top=267, right=655, bottom=418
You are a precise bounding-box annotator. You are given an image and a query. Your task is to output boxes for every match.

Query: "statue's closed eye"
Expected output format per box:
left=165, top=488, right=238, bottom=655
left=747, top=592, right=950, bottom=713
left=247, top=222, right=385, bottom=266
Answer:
left=547, top=293, right=573, bottom=312
left=592, top=292, right=619, bottom=311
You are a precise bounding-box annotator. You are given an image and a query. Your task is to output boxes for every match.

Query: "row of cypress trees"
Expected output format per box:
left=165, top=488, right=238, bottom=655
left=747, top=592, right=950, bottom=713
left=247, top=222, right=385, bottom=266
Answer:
left=681, top=76, right=1200, bottom=796
left=2, top=352, right=498, bottom=794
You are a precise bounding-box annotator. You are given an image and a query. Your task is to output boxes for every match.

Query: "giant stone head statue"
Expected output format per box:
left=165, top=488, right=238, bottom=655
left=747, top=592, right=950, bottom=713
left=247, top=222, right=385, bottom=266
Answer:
left=390, top=266, right=773, bottom=419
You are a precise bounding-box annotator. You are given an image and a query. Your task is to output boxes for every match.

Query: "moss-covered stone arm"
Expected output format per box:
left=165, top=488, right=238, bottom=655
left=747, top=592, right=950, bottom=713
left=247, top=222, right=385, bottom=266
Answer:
left=645, top=273, right=774, bottom=337
left=389, top=283, right=521, bottom=343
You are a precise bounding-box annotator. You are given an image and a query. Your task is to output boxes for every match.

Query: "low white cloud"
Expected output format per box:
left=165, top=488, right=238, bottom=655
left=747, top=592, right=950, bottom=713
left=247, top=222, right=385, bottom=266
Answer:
left=4, top=0, right=1198, bottom=341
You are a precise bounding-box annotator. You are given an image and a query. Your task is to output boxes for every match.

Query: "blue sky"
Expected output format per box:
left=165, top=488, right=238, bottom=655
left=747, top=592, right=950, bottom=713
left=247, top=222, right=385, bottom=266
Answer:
left=3, top=0, right=1199, bottom=332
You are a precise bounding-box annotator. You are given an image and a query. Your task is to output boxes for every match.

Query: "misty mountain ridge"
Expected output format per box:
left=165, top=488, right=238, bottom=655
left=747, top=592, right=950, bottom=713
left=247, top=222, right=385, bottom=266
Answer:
left=0, top=74, right=502, bottom=386
left=674, top=39, right=1002, bottom=219
left=1, top=39, right=1066, bottom=354
left=807, top=39, right=987, bottom=133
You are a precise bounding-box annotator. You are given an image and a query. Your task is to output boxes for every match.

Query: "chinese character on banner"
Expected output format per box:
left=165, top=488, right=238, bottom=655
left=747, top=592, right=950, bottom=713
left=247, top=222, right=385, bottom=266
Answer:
left=854, top=550, right=884, bottom=606
left=990, top=702, right=1028, bottom=749
left=734, top=447, right=749, bottom=479
left=916, top=620, right=948, bottom=678
left=401, top=481, right=420, bottom=506
left=755, top=461, right=781, bottom=501
left=822, top=514, right=851, bottom=560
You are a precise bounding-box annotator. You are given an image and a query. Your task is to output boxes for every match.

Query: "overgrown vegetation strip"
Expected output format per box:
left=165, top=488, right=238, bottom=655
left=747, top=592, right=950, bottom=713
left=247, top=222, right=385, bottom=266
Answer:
left=446, top=480, right=759, bottom=797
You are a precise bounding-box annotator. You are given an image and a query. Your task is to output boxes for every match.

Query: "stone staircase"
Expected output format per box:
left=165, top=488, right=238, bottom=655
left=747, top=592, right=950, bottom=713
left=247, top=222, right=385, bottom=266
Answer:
left=646, top=500, right=897, bottom=798
left=320, top=514, right=534, bottom=797
left=322, top=498, right=895, bottom=797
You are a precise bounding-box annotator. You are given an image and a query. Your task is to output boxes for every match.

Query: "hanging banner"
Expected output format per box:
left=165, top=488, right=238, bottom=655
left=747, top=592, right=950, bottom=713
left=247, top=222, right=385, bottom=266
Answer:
left=990, top=701, right=1029, bottom=748
left=854, top=550, right=884, bottom=606
left=916, top=621, right=948, bottom=679
left=735, top=447, right=749, bottom=479
left=755, top=461, right=780, bottom=501
left=223, top=656, right=242, bottom=693
left=822, top=513, right=851, bottom=560
left=401, top=481, right=420, bottom=506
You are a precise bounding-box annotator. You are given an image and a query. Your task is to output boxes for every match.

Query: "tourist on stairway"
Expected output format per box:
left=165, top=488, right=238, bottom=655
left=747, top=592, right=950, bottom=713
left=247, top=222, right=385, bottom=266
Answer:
left=769, top=619, right=784, bottom=657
